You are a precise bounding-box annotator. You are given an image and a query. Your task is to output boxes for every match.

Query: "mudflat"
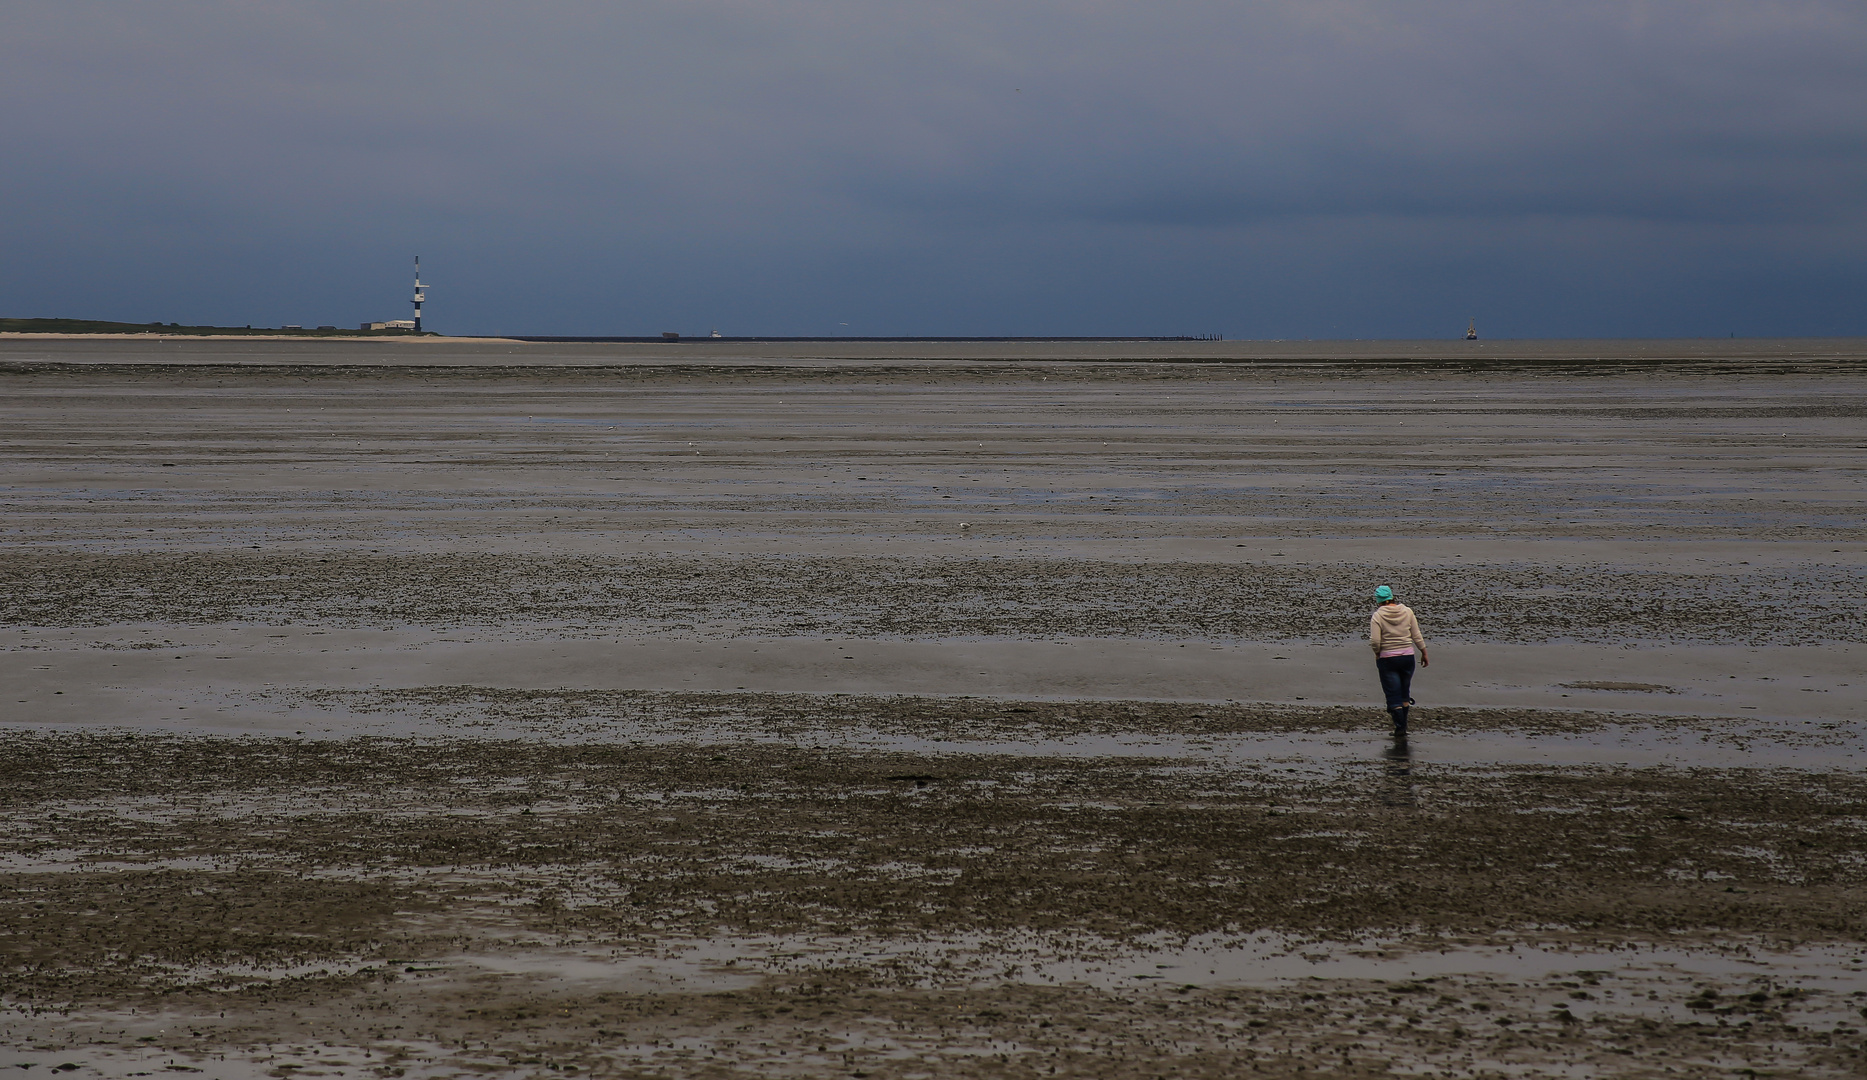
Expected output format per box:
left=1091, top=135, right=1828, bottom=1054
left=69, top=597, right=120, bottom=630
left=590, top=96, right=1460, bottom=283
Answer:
left=3, top=338, right=1865, bottom=1078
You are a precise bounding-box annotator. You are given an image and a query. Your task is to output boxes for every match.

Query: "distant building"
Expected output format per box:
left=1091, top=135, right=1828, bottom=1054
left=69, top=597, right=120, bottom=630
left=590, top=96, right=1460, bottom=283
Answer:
left=362, top=320, right=417, bottom=331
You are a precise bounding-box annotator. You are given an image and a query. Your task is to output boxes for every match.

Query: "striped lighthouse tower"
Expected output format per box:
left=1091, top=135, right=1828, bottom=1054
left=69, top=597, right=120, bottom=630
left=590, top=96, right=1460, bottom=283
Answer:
left=412, top=257, right=426, bottom=333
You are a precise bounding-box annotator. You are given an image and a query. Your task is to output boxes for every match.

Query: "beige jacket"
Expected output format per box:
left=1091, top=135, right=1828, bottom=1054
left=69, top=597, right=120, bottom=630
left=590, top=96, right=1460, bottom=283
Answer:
left=1370, top=602, right=1425, bottom=654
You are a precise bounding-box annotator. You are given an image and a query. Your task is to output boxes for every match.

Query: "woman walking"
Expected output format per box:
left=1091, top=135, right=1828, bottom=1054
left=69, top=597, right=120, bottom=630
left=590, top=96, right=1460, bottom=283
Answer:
left=1370, top=585, right=1428, bottom=736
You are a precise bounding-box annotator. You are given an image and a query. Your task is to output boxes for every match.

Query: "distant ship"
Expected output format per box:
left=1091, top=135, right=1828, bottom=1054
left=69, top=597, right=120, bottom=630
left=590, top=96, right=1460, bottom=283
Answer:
left=1465, top=318, right=1478, bottom=340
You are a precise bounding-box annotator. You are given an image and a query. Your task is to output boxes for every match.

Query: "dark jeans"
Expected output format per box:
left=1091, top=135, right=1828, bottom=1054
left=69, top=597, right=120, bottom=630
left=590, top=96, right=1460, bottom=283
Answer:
left=1376, top=653, right=1416, bottom=712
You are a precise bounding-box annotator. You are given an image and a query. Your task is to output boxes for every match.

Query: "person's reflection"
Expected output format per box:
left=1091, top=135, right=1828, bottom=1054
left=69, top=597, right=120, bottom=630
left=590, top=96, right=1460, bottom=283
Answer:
left=1380, top=736, right=1416, bottom=808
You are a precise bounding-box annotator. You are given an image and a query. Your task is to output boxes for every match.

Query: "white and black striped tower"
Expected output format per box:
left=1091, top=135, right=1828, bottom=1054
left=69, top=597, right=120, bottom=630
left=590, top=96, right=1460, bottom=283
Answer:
left=411, top=256, right=426, bottom=332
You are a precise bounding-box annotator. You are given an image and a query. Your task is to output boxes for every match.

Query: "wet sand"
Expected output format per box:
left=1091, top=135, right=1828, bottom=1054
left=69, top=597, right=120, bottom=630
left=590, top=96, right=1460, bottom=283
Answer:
left=3, top=338, right=1866, bottom=1077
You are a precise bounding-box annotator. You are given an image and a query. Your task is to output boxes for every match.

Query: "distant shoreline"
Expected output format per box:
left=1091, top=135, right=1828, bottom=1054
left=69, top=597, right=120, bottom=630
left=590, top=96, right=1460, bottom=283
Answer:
left=503, top=335, right=1229, bottom=343
left=7, top=330, right=1863, bottom=351
left=3, top=334, right=1864, bottom=369
left=0, top=332, right=516, bottom=343
left=0, top=317, right=439, bottom=339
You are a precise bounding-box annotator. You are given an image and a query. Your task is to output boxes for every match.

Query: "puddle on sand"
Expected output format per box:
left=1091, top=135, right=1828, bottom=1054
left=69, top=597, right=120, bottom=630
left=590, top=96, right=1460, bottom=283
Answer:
left=1024, top=932, right=1867, bottom=995
left=45, top=705, right=1859, bottom=772
left=803, top=723, right=1867, bottom=770
left=670, top=929, right=1867, bottom=994
left=0, top=1041, right=467, bottom=1080
left=0, top=854, right=231, bottom=874
left=387, top=931, right=1867, bottom=1005
left=421, top=948, right=762, bottom=993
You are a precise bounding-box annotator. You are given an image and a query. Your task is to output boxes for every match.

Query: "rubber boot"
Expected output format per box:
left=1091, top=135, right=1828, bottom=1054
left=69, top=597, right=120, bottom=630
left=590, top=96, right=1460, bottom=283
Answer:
left=1391, top=706, right=1409, bottom=738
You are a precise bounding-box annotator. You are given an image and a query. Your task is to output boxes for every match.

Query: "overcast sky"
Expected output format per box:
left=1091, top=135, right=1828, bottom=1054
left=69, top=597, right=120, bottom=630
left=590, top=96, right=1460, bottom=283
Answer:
left=3, top=1, right=1863, bottom=338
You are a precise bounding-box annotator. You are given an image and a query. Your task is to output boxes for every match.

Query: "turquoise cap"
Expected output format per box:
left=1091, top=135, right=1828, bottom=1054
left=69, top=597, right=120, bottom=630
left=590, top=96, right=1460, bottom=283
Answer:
left=1374, top=585, right=1394, bottom=601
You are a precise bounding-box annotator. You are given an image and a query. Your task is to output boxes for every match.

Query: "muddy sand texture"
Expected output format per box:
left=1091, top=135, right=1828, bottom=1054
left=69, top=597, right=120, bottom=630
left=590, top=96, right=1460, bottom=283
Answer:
left=4, top=552, right=1862, bottom=644
left=4, top=340, right=1867, bottom=1078
left=4, top=725, right=1867, bottom=1078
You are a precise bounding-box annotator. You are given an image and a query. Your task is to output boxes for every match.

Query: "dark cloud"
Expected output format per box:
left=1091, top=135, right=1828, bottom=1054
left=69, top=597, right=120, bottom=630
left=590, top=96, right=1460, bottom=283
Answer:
left=1, top=0, right=1862, bottom=336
